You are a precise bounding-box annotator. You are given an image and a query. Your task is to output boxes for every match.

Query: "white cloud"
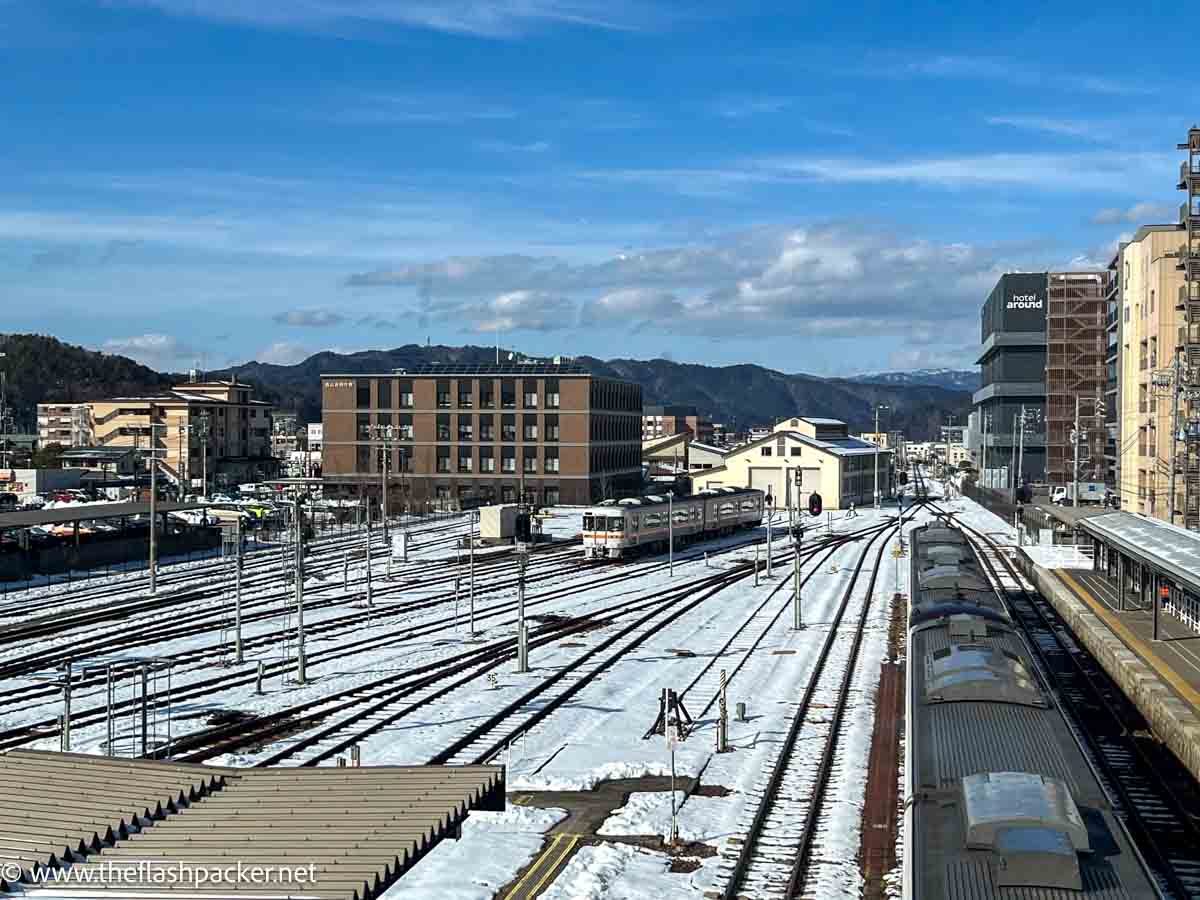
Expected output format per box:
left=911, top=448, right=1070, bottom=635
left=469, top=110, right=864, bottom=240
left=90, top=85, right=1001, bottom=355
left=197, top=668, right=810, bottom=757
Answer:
left=898, top=54, right=1154, bottom=96
left=101, top=333, right=196, bottom=368
left=255, top=341, right=313, bottom=365
left=710, top=95, right=791, bottom=119
left=110, top=0, right=669, bottom=38
left=477, top=139, right=552, bottom=154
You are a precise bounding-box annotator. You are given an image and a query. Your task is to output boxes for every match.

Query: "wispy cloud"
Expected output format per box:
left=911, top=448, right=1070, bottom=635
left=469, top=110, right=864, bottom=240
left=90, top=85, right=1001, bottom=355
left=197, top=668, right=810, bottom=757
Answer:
left=899, top=54, right=1154, bottom=96
left=332, top=93, right=518, bottom=126
left=1090, top=202, right=1174, bottom=225
left=986, top=115, right=1112, bottom=142
left=477, top=139, right=552, bottom=154
left=272, top=309, right=346, bottom=327
left=254, top=341, right=313, bottom=365
left=710, top=95, right=791, bottom=119
left=574, top=150, right=1172, bottom=195
left=108, top=0, right=670, bottom=38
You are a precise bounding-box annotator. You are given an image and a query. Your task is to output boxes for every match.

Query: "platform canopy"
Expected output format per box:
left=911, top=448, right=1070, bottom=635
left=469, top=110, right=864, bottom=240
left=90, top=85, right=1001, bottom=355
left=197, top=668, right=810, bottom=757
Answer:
left=0, top=501, right=207, bottom=530
left=1080, top=512, right=1200, bottom=596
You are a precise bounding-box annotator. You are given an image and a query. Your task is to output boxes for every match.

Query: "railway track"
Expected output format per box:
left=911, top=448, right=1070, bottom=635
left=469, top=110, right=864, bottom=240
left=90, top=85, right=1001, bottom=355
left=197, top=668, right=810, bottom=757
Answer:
left=171, top=529, right=864, bottom=766
left=938, top=506, right=1200, bottom=898
left=718, top=525, right=893, bottom=900
left=0, top=523, right=806, bottom=752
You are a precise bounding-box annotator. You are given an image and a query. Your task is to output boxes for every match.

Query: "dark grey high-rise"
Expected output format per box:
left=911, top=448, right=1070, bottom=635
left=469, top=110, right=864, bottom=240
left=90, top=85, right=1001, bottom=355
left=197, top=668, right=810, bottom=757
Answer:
left=975, top=273, right=1049, bottom=487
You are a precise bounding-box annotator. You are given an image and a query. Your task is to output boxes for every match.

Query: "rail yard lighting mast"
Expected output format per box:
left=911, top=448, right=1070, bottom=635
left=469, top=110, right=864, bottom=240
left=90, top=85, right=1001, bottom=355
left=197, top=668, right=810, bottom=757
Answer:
left=667, top=490, right=674, bottom=577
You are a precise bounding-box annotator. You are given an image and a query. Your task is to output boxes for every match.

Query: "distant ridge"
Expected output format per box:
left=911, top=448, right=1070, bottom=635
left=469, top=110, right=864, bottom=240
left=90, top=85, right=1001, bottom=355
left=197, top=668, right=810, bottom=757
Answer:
left=3, top=334, right=974, bottom=442
left=846, top=368, right=979, bottom=393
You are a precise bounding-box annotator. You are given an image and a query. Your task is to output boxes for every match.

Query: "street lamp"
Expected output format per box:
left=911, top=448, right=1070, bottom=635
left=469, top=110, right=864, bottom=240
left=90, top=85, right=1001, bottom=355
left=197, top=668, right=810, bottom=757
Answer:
left=366, top=423, right=398, bottom=542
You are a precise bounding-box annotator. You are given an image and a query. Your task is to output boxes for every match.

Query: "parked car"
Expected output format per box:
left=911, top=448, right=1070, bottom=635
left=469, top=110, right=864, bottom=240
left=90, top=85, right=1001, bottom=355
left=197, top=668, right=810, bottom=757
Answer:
left=0, top=493, right=19, bottom=511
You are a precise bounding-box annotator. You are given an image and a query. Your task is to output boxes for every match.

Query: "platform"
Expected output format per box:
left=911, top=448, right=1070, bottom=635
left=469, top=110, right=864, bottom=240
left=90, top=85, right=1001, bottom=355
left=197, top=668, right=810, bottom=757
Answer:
left=1017, top=549, right=1200, bottom=786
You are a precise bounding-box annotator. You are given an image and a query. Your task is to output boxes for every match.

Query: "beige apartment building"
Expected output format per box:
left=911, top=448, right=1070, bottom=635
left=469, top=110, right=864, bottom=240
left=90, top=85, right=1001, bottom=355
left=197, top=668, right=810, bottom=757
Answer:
left=87, top=379, right=274, bottom=490
left=1118, top=225, right=1186, bottom=519
left=36, top=403, right=93, bottom=447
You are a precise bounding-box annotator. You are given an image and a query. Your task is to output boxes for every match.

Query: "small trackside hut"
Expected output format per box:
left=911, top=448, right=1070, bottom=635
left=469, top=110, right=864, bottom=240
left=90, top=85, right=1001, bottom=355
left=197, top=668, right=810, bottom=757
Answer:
left=581, top=486, right=763, bottom=560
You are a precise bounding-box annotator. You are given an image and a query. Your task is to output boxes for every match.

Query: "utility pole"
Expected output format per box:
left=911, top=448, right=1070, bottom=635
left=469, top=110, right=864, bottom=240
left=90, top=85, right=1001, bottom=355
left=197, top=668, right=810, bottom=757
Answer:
left=1017, top=405, right=1027, bottom=502
left=234, top=514, right=243, bottom=663
left=792, top=525, right=804, bottom=630
left=766, top=496, right=774, bottom=578
left=1170, top=352, right=1182, bottom=525
left=516, top=551, right=529, bottom=673
left=197, top=411, right=210, bottom=499
left=0, top=354, right=8, bottom=469
left=981, top=412, right=989, bottom=489
left=1072, top=395, right=1082, bottom=509
left=149, top=442, right=158, bottom=594
left=874, top=404, right=888, bottom=509
left=667, top=491, right=674, bottom=576
left=468, top=513, right=476, bottom=635
left=294, top=494, right=306, bottom=685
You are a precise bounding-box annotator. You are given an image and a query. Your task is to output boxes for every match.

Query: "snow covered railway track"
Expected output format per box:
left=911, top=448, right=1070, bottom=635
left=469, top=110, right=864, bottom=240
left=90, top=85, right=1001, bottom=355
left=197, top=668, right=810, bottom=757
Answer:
left=648, top=521, right=892, bottom=739
left=718, top=527, right=893, bottom=900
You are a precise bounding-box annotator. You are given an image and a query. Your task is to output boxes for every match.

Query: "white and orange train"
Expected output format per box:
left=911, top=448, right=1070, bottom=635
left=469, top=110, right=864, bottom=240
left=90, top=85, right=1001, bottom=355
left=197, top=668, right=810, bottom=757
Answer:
left=581, top=487, right=765, bottom=560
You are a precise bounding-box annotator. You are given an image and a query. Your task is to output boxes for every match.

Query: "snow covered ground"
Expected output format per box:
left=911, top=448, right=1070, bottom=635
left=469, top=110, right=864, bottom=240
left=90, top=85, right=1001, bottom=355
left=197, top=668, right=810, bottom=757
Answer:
left=0, top=495, right=1017, bottom=898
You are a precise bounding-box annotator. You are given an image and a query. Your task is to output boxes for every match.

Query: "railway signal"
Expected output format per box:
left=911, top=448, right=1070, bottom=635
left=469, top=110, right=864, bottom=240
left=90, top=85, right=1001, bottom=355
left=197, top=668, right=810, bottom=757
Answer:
left=808, top=492, right=823, bottom=517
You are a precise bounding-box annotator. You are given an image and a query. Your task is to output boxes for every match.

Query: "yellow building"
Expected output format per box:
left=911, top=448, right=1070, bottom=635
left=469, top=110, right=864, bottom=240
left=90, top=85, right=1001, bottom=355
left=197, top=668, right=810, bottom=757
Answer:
left=688, top=416, right=893, bottom=510
left=1118, top=225, right=1186, bottom=520
left=88, top=380, right=274, bottom=490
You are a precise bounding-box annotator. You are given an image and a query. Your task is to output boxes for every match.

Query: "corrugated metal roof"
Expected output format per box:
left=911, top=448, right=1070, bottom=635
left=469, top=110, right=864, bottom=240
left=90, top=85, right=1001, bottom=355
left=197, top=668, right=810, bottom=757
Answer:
left=0, top=751, right=504, bottom=900
left=1080, top=512, right=1200, bottom=595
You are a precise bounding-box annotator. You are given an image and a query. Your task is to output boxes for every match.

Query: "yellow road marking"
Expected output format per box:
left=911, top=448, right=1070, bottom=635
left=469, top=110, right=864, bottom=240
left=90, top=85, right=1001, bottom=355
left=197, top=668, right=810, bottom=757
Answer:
left=527, top=834, right=580, bottom=898
left=1057, top=570, right=1200, bottom=712
left=505, top=834, right=562, bottom=899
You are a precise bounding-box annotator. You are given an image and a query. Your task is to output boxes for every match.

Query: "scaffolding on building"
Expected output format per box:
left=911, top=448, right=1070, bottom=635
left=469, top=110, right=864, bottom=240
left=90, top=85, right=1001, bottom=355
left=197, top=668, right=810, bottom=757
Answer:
left=1175, top=128, right=1200, bottom=531
left=1045, top=272, right=1109, bottom=488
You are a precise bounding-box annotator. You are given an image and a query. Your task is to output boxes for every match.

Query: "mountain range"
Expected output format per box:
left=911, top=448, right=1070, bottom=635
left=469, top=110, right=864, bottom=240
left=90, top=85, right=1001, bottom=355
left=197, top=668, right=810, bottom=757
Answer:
left=1, top=334, right=974, bottom=442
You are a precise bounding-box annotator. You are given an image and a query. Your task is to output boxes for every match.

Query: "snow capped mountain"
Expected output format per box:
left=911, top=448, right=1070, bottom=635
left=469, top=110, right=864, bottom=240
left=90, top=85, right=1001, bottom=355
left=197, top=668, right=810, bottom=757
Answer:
left=846, top=368, right=979, bottom=392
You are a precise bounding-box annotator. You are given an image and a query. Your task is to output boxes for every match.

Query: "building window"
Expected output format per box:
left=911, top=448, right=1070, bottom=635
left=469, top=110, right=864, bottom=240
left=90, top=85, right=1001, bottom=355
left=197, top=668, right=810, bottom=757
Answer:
left=545, top=446, right=559, bottom=473
left=356, top=444, right=371, bottom=472
left=502, top=485, right=516, bottom=503
left=398, top=414, right=413, bottom=440
left=761, top=447, right=772, bottom=456
left=524, top=449, right=538, bottom=474
left=480, top=446, right=495, bottom=472
left=436, top=446, right=451, bottom=473
left=399, top=379, right=413, bottom=408
left=790, top=447, right=802, bottom=457
left=502, top=414, right=517, bottom=442
left=480, top=383, right=495, bottom=409
left=458, top=451, right=473, bottom=473
left=501, top=380, right=516, bottom=409
left=545, top=415, right=559, bottom=441
left=523, top=379, right=538, bottom=408
left=545, top=486, right=560, bottom=505
left=458, top=381, right=473, bottom=408
left=545, top=378, right=560, bottom=409
left=458, top=415, right=474, bottom=442
left=356, top=380, right=370, bottom=408
left=437, top=414, right=451, bottom=441
left=356, top=413, right=370, bottom=440
left=377, top=379, right=392, bottom=409
left=502, top=446, right=516, bottom=473
left=436, top=379, right=451, bottom=409
left=480, top=416, right=495, bottom=441
left=523, top=415, right=539, bottom=441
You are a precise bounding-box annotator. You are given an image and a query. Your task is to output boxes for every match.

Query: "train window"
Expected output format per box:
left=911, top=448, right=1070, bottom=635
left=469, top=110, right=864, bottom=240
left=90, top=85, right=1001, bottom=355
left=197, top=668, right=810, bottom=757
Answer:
left=583, top=514, right=595, bottom=530
left=631, top=515, right=638, bottom=529
left=608, top=517, right=625, bottom=532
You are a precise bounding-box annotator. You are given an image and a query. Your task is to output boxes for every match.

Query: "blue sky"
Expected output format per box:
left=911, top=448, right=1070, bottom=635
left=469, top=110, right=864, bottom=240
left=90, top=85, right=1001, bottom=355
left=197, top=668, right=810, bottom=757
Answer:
left=0, top=1, right=1189, bottom=375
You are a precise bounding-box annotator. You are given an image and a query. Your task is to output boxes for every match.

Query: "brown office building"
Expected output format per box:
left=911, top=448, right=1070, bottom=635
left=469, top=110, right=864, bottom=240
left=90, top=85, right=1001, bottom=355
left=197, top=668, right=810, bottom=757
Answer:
left=321, top=363, right=643, bottom=508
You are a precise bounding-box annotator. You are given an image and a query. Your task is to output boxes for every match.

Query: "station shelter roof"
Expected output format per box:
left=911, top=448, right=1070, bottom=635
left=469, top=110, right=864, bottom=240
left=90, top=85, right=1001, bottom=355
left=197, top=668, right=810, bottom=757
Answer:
left=0, top=501, right=206, bottom=529
left=1080, top=512, right=1200, bottom=596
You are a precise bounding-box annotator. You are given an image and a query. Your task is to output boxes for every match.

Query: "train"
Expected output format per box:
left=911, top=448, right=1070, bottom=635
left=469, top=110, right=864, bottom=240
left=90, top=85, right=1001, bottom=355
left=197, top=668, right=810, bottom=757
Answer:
left=581, top=487, right=764, bottom=560
left=904, top=523, right=1157, bottom=899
